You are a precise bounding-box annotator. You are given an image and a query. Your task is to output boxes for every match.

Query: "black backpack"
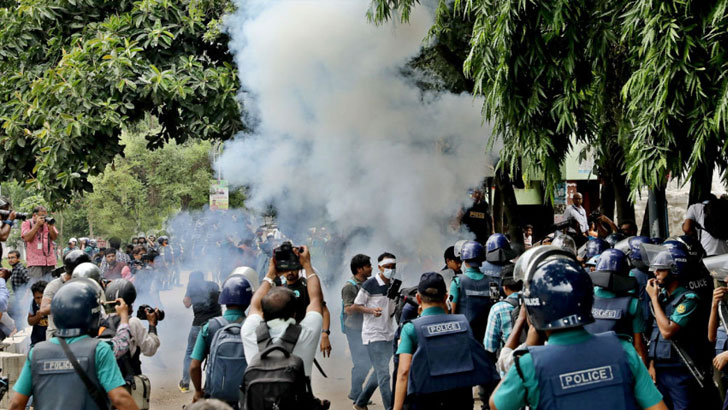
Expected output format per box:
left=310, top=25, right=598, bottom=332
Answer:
left=394, top=286, right=418, bottom=325
left=241, top=322, right=311, bottom=410
left=504, top=297, right=528, bottom=346
left=703, top=198, right=728, bottom=240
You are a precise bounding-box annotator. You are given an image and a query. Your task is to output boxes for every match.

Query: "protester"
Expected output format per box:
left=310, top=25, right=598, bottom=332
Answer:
left=484, top=265, right=522, bottom=356
left=100, top=237, right=131, bottom=273
left=20, top=206, right=58, bottom=280
left=341, top=254, right=379, bottom=405
left=102, top=250, right=133, bottom=281
left=180, top=271, right=222, bottom=393
left=27, top=280, right=48, bottom=346
left=349, top=252, right=398, bottom=410
left=439, top=246, right=461, bottom=286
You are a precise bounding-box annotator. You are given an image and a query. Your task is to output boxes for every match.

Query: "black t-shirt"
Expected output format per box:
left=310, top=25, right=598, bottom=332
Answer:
left=30, top=299, right=48, bottom=346
left=462, top=201, right=492, bottom=244
left=186, top=280, right=222, bottom=326
left=284, top=278, right=310, bottom=324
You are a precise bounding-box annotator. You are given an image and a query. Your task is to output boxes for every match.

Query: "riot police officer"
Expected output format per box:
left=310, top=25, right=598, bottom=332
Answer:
left=39, top=249, right=91, bottom=340
left=626, top=236, right=654, bottom=325
left=646, top=247, right=721, bottom=409
left=584, top=249, right=647, bottom=361
left=8, top=278, right=139, bottom=410
left=583, top=238, right=609, bottom=263
left=393, top=272, right=499, bottom=410
left=482, top=233, right=515, bottom=278
left=489, top=245, right=666, bottom=410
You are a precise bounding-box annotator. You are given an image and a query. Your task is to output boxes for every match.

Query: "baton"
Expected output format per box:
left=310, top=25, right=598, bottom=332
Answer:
left=313, top=358, right=328, bottom=378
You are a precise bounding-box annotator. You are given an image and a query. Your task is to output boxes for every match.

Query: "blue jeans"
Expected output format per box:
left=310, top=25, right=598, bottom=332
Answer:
left=181, top=325, right=201, bottom=384
left=357, top=340, right=393, bottom=410
left=345, top=328, right=378, bottom=401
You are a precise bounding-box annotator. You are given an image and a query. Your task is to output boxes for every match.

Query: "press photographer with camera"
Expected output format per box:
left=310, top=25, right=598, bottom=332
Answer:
left=20, top=206, right=58, bottom=280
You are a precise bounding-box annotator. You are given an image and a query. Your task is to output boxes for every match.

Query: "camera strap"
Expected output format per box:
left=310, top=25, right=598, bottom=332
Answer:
left=58, top=338, right=111, bottom=410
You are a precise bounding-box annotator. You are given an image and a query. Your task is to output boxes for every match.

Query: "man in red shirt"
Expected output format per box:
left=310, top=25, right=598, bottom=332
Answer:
left=20, top=206, right=58, bottom=280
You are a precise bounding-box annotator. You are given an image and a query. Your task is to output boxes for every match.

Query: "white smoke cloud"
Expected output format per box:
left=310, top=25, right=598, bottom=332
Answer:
left=220, top=0, right=496, bottom=279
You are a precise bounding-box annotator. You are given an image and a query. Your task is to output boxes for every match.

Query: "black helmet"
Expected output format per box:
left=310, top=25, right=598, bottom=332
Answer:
left=52, top=278, right=104, bottom=337
left=72, top=262, right=103, bottom=287
left=105, top=279, right=137, bottom=306
left=63, top=250, right=91, bottom=275
left=158, top=235, right=169, bottom=245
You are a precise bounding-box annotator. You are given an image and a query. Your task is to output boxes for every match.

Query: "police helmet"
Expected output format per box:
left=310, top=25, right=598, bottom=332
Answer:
left=52, top=278, right=104, bottom=337
left=671, top=235, right=706, bottom=264
left=88, top=239, right=97, bottom=248
left=105, top=279, right=137, bottom=306
left=627, top=236, right=652, bottom=269
left=594, top=249, right=629, bottom=276
left=551, top=234, right=577, bottom=256
left=460, top=241, right=485, bottom=263
left=69, top=237, right=78, bottom=244
left=649, top=249, right=689, bottom=278
left=651, top=237, right=664, bottom=245
left=79, top=237, right=89, bottom=244
left=157, top=235, right=169, bottom=245
left=72, top=262, right=103, bottom=287
left=522, top=254, right=594, bottom=330
left=613, top=237, right=631, bottom=255
left=219, top=275, right=253, bottom=307
left=585, top=255, right=599, bottom=267
left=585, top=239, right=609, bottom=259
left=604, top=233, right=626, bottom=248
left=485, top=233, right=515, bottom=263
left=453, top=240, right=468, bottom=258
left=514, top=245, right=575, bottom=283
left=63, top=250, right=91, bottom=275
left=230, top=266, right=260, bottom=291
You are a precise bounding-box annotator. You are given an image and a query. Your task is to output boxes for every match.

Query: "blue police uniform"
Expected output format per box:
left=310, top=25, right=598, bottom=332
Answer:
left=398, top=307, right=498, bottom=409
left=585, top=295, right=633, bottom=337
left=629, top=267, right=651, bottom=326
left=452, top=267, right=498, bottom=343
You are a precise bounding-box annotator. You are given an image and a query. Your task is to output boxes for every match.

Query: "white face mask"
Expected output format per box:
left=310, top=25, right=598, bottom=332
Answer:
left=382, top=268, right=396, bottom=279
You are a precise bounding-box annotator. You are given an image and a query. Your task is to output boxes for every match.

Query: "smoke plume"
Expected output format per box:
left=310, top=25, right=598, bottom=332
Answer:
left=219, top=0, right=495, bottom=281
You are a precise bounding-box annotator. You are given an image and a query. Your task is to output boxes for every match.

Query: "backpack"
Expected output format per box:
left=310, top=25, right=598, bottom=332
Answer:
left=503, top=297, right=527, bottom=346
left=340, top=279, right=359, bottom=333
left=394, top=286, right=419, bottom=325
left=703, top=198, right=728, bottom=240
left=242, top=322, right=312, bottom=410
left=204, top=316, right=247, bottom=403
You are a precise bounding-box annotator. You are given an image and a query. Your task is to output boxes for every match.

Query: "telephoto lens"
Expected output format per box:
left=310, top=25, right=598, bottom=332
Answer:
left=0, top=210, right=28, bottom=220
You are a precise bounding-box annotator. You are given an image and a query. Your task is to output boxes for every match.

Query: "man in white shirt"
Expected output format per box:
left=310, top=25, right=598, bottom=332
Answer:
left=349, top=253, right=398, bottom=410
left=241, top=246, right=323, bottom=378
left=683, top=199, right=728, bottom=256
left=563, top=192, right=589, bottom=237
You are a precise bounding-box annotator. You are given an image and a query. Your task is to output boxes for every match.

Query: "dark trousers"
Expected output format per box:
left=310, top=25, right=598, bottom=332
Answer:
left=656, top=366, right=721, bottom=410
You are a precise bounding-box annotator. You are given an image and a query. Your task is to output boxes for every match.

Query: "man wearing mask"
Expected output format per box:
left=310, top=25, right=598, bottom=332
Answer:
left=20, top=206, right=58, bottom=280
left=351, top=252, right=398, bottom=410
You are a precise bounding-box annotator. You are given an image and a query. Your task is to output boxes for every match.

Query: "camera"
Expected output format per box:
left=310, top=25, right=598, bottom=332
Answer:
left=136, top=304, right=165, bottom=321
left=0, top=210, right=28, bottom=220
left=273, top=241, right=304, bottom=271
left=44, top=216, right=55, bottom=225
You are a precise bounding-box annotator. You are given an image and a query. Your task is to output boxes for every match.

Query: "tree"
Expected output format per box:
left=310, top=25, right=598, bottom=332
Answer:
left=369, top=0, right=728, bottom=212
left=84, top=133, right=217, bottom=240
left=0, top=0, right=244, bottom=203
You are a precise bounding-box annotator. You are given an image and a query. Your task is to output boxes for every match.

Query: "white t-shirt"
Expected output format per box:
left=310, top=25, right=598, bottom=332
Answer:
left=353, top=274, right=396, bottom=344
left=563, top=205, right=589, bottom=234
left=685, top=202, right=728, bottom=256
left=241, top=311, right=323, bottom=377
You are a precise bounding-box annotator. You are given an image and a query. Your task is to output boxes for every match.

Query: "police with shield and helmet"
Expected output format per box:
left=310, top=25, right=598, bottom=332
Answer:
left=393, top=272, right=499, bottom=410
left=8, top=278, right=139, bottom=410
left=627, top=236, right=654, bottom=325
left=584, top=249, right=647, bottom=361
left=646, top=247, right=721, bottom=409
left=489, top=245, right=666, bottom=410
left=482, top=233, right=515, bottom=279
left=38, top=249, right=91, bottom=340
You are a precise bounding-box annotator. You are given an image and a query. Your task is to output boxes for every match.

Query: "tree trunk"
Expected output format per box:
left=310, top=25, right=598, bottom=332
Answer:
left=495, top=170, right=524, bottom=250
left=613, top=169, right=635, bottom=224
left=600, top=176, right=615, bottom=220
left=689, top=160, right=714, bottom=206
left=493, top=181, right=504, bottom=234
left=647, top=184, right=669, bottom=238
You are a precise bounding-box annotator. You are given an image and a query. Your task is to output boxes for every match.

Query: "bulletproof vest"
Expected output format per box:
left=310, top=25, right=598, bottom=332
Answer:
left=456, top=275, right=495, bottom=343
left=529, top=332, right=638, bottom=410
left=584, top=295, right=633, bottom=337
left=407, top=314, right=498, bottom=396
left=481, top=261, right=505, bottom=278
left=98, top=315, right=142, bottom=381
left=31, top=337, right=108, bottom=410
left=628, top=268, right=652, bottom=326
left=648, top=290, right=711, bottom=367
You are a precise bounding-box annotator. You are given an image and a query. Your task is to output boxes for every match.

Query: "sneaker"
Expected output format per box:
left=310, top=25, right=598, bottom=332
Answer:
left=353, top=405, right=368, bottom=410
left=178, top=381, right=190, bottom=393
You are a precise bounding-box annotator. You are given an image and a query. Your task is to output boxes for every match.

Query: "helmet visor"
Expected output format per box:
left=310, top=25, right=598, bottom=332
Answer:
left=640, top=243, right=667, bottom=268
left=514, top=245, right=573, bottom=283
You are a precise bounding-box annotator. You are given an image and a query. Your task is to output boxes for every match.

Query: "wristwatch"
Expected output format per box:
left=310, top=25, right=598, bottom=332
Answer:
left=321, top=329, right=331, bottom=335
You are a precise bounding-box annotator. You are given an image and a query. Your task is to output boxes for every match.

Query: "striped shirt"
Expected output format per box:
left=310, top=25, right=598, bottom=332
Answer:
left=354, top=274, right=396, bottom=344
left=484, top=292, right=519, bottom=353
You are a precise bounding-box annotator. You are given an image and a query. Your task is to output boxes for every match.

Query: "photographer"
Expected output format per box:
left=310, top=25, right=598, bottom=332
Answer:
left=20, top=206, right=58, bottom=280
left=0, top=196, right=16, bottom=261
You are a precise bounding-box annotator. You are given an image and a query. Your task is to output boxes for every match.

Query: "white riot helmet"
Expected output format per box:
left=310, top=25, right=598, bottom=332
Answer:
left=229, top=266, right=260, bottom=291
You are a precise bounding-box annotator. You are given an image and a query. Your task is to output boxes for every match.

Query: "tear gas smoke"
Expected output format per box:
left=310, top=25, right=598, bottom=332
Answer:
left=218, top=0, right=496, bottom=284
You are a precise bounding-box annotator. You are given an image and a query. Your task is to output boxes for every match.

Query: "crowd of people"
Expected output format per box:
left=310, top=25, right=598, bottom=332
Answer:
left=1, top=191, right=728, bottom=410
